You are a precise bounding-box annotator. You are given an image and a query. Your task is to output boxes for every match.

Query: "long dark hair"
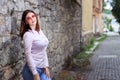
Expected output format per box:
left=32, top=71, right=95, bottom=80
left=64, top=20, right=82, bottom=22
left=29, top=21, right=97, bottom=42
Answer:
left=20, top=9, right=40, bottom=39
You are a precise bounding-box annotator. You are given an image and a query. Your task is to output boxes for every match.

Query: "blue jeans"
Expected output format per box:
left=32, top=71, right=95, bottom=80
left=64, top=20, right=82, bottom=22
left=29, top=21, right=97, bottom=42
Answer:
left=22, top=64, right=51, bottom=80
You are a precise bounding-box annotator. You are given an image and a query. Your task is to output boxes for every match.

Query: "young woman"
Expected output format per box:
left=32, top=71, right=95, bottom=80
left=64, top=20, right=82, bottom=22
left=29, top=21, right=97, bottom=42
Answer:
left=20, top=9, right=51, bottom=80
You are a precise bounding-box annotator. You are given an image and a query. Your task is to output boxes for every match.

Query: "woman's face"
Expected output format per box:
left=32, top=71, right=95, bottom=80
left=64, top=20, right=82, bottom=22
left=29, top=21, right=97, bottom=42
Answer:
left=25, top=12, right=37, bottom=29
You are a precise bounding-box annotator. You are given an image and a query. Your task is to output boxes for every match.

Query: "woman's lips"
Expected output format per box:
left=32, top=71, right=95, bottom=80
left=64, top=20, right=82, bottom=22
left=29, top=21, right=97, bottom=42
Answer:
left=32, top=21, right=35, bottom=24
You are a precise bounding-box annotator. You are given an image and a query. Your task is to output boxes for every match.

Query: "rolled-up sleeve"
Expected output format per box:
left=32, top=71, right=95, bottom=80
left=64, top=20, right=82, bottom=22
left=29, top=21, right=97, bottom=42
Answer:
left=23, top=32, right=38, bottom=75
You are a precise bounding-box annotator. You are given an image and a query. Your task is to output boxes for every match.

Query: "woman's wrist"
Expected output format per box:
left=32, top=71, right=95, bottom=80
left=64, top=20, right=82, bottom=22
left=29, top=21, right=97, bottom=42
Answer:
left=44, top=67, right=49, bottom=70
left=34, top=74, right=40, bottom=80
left=44, top=67, right=50, bottom=78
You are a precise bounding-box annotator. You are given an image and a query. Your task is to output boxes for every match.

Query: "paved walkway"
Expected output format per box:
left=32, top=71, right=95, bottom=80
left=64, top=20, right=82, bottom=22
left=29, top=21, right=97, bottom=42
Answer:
left=86, top=36, right=120, bottom=80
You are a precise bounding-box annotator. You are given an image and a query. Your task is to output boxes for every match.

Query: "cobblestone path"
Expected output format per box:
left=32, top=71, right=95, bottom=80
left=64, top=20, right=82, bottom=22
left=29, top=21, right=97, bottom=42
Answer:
left=86, top=36, right=120, bottom=80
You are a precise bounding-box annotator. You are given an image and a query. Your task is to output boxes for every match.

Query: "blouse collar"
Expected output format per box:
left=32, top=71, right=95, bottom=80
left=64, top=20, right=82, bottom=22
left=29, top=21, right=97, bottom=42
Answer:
left=28, top=29, right=36, bottom=34
left=28, top=29, right=41, bottom=34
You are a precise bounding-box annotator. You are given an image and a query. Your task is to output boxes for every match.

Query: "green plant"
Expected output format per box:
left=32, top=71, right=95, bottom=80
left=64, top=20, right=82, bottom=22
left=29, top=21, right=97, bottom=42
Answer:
left=112, top=0, right=120, bottom=24
left=74, top=34, right=107, bottom=68
left=84, top=37, right=95, bottom=51
left=109, top=25, right=114, bottom=31
left=96, top=34, right=107, bottom=42
left=103, top=9, right=112, bottom=14
left=103, top=17, right=113, bottom=32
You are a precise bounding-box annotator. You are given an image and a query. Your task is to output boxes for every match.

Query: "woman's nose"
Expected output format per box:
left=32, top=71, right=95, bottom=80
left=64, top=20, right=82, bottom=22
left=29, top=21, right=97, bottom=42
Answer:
left=31, top=18, right=34, bottom=21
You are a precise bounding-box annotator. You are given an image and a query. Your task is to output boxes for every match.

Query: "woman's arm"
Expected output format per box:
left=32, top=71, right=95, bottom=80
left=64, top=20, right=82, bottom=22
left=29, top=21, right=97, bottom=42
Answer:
left=23, top=32, right=38, bottom=75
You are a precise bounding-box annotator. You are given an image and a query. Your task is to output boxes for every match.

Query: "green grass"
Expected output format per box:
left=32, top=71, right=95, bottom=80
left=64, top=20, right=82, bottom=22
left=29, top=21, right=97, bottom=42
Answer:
left=76, top=52, right=91, bottom=59
left=74, top=34, right=107, bottom=68
left=75, top=37, right=95, bottom=67
left=96, top=34, right=107, bottom=42
left=84, top=37, right=95, bottom=51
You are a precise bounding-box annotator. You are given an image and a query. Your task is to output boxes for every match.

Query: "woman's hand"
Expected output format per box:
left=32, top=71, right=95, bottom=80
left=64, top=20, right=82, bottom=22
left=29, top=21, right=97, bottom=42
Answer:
left=44, top=67, right=50, bottom=78
left=34, top=74, right=40, bottom=80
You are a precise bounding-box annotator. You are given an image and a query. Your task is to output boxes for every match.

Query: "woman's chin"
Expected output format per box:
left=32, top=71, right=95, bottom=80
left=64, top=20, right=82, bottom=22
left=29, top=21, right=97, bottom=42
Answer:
left=31, top=23, right=36, bottom=26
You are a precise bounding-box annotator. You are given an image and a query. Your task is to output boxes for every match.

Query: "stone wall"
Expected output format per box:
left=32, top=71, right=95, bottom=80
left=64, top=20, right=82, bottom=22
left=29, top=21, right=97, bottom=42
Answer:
left=0, top=0, right=81, bottom=80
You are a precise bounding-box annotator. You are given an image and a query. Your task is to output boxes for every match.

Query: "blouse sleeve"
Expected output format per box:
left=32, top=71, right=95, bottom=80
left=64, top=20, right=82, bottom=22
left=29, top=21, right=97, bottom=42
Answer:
left=44, top=51, right=49, bottom=67
left=23, top=32, right=38, bottom=75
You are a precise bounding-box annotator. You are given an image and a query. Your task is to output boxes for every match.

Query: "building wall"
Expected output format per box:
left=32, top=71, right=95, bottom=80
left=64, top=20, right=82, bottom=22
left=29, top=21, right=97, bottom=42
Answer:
left=98, top=13, right=103, bottom=34
left=0, top=0, right=82, bottom=80
left=82, top=0, right=93, bottom=47
left=93, top=0, right=103, bottom=35
left=98, top=0, right=103, bottom=34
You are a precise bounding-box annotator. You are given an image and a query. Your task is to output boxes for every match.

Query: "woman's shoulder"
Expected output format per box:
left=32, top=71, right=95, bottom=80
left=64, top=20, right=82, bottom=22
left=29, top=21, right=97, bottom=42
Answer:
left=39, top=29, right=45, bottom=34
left=23, top=30, right=33, bottom=38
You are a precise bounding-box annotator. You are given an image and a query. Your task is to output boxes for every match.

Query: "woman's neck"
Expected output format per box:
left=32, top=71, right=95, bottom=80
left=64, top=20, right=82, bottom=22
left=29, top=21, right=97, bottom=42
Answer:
left=30, top=25, right=36, bottom=30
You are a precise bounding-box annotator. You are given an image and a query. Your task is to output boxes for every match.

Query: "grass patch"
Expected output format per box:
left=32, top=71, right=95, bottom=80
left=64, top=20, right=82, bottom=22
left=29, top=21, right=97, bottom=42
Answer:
left=84, top=37, right=95, bottom=51
left=74, top=52, right=91, bottom=67
left=74, top=34, right=108, bottom=68
left=96, top=34, right=107, bottom=42
left=76, top=52, right=91, bottom=59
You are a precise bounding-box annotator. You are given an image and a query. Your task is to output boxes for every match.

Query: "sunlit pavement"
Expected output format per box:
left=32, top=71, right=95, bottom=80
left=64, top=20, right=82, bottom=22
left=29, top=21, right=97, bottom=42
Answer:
left=85, top=36, right=120, bottom=80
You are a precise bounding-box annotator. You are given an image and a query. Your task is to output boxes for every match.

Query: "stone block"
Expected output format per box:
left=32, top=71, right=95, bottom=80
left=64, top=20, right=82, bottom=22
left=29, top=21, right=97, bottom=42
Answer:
left=24, top=1, right=32, bottom=10
left=3, top=66, right=15, bottom=80
left=0, top=5, right=8, bottom=15
left=14, top=0, right=25, bottom=11
left=25, top=0, right=38, bottom=6
left=0, top=15, right=5, bottom=26
left=5, top=17, right=11, bottom=34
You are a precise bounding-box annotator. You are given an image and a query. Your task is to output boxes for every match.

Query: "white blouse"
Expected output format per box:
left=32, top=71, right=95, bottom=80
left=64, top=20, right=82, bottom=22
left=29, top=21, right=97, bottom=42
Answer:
left=23, top=29, right=49, bottom=75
